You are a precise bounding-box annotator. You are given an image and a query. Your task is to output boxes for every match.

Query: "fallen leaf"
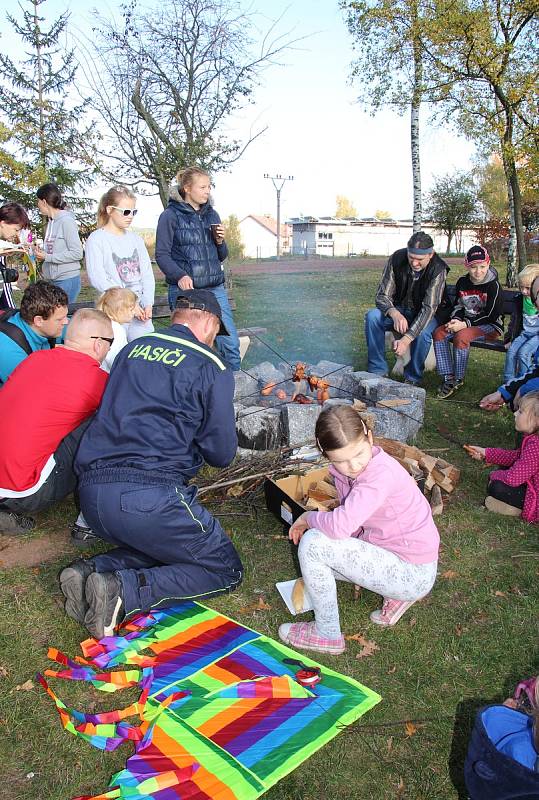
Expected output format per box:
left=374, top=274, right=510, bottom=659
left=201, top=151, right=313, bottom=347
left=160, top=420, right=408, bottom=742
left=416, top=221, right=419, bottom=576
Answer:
left=0, top=665, right=8, bottom=679
left=441, top=569, right=458, bottom=579
left=13, top=679, right=34, bottom=692
left=404, top=721, right=418, bottom=737
left=386, top=735, right=393, bottom=753
left=387, top=665, right=397, bottom=674
left=396, top=777, right=405, bottom=799
left=408, top=617, right=417, bottom=629
left=455, top=624, right=463, bottom=637
left=345, top=633, right=380, bottom=659
left=494, top=590, right=508, bottom=598
left=239, top=596, right=271, bottom=613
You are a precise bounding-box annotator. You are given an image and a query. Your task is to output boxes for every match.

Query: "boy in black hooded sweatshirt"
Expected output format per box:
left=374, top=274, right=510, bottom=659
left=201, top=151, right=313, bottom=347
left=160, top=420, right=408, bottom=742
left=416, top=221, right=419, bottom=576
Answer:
left=433, top=245, right=503, bottom=398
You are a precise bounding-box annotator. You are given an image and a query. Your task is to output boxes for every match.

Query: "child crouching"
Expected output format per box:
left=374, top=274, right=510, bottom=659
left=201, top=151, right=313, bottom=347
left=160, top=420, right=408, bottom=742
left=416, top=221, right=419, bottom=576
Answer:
left=465, top=390, right=539, bottom=522
left=278, top=405, right=440, bottom=656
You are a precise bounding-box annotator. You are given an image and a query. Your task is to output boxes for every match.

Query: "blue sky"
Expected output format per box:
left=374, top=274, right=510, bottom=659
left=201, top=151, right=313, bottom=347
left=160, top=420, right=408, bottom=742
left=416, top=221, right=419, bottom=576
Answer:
left=0, top=0, right=475, bottom=227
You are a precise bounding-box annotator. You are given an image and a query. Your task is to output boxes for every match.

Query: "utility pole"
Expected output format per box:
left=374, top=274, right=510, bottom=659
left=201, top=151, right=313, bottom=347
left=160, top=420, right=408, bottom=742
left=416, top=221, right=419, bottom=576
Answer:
left=264, top=174, right=294, bottom=260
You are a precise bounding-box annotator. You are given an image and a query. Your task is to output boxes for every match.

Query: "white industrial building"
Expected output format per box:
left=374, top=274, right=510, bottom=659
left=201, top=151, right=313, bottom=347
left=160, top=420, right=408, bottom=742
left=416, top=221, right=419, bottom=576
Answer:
left=289, top=217, right=478, bottom=257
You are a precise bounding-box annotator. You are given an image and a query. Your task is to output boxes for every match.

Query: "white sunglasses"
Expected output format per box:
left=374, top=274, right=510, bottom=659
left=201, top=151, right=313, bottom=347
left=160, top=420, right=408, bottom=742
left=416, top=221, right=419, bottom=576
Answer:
left=111, top=206, right=138, bottom=217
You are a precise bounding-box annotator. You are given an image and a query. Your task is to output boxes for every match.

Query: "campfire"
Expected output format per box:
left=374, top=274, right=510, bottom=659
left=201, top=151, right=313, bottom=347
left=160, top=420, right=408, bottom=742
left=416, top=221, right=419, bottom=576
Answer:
left=233, top=360, right=427, bottom=452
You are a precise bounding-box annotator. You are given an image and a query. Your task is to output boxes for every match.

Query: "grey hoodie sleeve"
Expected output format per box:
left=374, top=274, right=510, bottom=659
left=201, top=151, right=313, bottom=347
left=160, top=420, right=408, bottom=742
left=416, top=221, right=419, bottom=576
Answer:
left=45, top=214, right=83, bottom=265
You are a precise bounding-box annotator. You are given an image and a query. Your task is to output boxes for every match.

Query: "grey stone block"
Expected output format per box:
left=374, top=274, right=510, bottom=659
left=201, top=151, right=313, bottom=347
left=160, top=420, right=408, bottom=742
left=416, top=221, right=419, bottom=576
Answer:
left=236, top=406, right=282, bottom=450
left=322, top=397, right=353, bottom=408
left=369, top=406, right=421, bottom=442
left=340, top=370, right=376, bottom=400
left=281, top=403, right=322, bottom=447
left=249, top=361, right=286, bottom=386
left=233, top=371, right=259, bottom=405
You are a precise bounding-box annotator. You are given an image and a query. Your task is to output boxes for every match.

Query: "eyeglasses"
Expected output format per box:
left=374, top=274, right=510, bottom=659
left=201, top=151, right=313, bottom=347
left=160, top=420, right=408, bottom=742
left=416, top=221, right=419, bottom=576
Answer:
left=90, top=335, right=114, bottom=346
left=111, top=206, right=138, bottom=217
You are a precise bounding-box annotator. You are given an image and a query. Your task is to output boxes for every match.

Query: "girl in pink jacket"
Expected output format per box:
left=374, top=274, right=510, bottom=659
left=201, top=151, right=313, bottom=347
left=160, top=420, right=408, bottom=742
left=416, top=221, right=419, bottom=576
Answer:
left=465, top=390, right=539, bottom=522
left=279, top=405, right=440, bottom=656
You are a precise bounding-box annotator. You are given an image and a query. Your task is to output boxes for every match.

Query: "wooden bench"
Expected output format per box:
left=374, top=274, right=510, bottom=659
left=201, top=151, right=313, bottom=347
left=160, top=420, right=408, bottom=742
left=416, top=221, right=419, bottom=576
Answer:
left=445, top=284, right=519, bottom=354
left=68, top=297, right=267, bottom=341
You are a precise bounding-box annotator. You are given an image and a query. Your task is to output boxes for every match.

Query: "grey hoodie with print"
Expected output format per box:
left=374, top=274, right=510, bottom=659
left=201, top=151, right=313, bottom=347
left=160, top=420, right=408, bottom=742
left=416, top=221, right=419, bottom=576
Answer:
left=42, top=209, right=83, bottom=281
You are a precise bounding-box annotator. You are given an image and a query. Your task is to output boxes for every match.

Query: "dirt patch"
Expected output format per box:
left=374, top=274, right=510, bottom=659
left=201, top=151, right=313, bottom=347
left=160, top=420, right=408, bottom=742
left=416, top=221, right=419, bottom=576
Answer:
left=0, top=529, right=75, bottom=568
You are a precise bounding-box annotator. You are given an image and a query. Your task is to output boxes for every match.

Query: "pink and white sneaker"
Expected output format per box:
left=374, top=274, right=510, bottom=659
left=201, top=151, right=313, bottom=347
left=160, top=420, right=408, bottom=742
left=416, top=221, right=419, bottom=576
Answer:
left=278, top=621, right=345, bottom=655
left=370, top=598, right=416, bottom=626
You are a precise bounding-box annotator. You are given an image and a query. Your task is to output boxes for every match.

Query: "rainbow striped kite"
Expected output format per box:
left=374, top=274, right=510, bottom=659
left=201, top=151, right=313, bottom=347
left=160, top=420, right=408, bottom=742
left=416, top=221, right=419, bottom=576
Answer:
left=40, top=601, right=381, bottom=799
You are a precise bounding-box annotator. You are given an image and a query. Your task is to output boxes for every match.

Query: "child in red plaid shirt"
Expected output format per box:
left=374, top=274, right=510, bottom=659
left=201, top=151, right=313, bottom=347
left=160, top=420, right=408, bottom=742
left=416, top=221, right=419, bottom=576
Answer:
left=465, top=391, right=539, bottom=522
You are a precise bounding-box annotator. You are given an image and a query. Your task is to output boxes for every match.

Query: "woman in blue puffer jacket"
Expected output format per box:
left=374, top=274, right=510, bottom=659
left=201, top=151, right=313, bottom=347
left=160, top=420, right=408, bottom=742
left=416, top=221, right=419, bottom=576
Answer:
left=155, top=167, right=240, bottom=370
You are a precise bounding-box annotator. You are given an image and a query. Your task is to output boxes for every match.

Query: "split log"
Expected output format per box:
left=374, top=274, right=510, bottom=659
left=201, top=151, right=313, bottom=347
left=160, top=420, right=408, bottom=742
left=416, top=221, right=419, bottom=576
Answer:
left=430, top=484, right=444, bottom=515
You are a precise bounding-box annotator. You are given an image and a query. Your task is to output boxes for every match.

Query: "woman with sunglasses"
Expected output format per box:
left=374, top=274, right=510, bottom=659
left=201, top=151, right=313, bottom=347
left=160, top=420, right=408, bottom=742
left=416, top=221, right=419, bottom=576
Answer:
left=85, top=186, right=155, bottom=340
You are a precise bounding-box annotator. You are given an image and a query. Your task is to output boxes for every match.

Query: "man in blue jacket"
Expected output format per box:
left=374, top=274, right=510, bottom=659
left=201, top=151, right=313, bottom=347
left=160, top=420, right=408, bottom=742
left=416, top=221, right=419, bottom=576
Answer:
left=0, top=280, right=68, bottom=384
left=61, top=289, right=243, bottom=640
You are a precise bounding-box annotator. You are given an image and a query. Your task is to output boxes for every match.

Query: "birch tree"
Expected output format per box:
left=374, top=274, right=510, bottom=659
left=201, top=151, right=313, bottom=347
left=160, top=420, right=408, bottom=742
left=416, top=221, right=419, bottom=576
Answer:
left=341, top=0, right=441, bottom=231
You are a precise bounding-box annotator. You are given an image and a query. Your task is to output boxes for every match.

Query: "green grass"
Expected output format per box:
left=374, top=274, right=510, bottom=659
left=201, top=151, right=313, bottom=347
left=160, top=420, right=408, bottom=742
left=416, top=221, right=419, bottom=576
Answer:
left=1, top=265, right=537, bottom=800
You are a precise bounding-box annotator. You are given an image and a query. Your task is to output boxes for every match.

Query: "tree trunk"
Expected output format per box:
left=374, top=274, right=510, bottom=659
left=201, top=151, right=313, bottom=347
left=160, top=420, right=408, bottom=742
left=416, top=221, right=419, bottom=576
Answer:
left=497, top=95, right=526, bottom=279
left=506, top=178, right=518, bottom=287
left=410, top=14, right=423, bottom=233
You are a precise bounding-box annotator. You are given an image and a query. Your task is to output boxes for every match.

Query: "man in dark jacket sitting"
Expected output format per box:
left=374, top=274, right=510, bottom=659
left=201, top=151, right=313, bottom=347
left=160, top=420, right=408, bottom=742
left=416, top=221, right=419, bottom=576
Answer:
left=60, top=289, right=243, bottom=640
left=365, top=231, right=449, bottom=385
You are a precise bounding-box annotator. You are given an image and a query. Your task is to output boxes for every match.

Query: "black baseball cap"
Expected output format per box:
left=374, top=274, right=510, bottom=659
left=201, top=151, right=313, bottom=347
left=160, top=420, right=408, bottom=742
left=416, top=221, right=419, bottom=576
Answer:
left=175, top=289, right=229, bottom=336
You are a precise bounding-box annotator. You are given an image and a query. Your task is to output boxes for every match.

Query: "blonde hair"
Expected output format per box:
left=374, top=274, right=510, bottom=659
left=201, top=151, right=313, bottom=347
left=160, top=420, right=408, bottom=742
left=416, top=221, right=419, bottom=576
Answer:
left=95, top=287, right=138, bottom=322
left=176, top=167, right=210, bottom=200
left=517, top=264, right=539, bottom=287
left=518, top=391, right=539, bottom=433
left=97, top=185, right=136, bottom=227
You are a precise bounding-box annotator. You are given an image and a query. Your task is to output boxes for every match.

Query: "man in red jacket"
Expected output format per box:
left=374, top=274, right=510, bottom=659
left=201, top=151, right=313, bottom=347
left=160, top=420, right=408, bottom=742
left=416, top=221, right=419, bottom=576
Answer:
left=0, top=308, right=112, bottom=534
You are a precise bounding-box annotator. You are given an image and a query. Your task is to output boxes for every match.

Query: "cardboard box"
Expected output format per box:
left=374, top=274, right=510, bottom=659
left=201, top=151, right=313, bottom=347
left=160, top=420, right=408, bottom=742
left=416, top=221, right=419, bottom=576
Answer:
left=265, top=464, right=425, bottom=528
left=264, top=466, right=331, bottom=527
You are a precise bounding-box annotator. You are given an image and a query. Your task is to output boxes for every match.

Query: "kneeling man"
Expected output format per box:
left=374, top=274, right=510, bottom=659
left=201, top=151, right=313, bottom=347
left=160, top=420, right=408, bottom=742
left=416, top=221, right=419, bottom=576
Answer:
left=62, top=289, right=243, bottom=639
left=365, top=232, right=448, bottom=385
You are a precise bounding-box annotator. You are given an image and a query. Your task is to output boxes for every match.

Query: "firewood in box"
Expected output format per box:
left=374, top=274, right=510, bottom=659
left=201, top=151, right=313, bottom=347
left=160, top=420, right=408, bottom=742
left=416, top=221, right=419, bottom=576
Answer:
left=316, top=479, right=338, bottom=498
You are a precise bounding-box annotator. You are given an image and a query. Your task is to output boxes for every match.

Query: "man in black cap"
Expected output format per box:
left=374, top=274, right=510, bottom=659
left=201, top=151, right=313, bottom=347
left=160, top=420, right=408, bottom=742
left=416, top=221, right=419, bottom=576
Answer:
left=60, top=289, right=243, bottom=640
left=365, top=232, right=449, bottom=384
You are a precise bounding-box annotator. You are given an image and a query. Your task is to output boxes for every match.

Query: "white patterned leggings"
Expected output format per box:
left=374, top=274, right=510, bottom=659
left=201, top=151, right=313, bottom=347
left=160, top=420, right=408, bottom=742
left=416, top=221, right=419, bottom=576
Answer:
left=298, top=528, right=438, bottom=638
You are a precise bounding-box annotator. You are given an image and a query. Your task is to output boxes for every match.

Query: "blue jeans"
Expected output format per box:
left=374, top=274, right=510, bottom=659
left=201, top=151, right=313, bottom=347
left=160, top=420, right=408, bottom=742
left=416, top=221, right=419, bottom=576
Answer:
left=168, top=282, right=241, bottom=371
left=365, top=306, right=437, bottom=384
left=503, top=332, right=539, bottom=383
left=52, top=274, right=81, bottom=305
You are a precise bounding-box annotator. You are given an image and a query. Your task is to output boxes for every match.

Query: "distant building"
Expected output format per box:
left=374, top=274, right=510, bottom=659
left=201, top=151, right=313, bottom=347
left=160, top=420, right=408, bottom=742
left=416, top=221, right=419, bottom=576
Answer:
left=239, top=214, right=292, bottom=259
left=289, top=217, right=477, bottom=257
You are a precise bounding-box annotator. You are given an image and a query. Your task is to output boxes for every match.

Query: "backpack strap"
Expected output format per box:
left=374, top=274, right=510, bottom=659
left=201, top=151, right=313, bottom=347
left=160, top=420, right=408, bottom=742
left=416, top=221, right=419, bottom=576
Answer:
left=0, top=309, right=56, bottom=355
left=0, top=310, right=32, bottom=356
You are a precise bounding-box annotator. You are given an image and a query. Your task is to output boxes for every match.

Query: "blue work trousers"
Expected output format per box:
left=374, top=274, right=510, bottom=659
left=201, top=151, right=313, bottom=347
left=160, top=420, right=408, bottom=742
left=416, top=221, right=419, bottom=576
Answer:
left=365, top=306, right=437, bottom=384
left=79, top=475, right=243, bottom=618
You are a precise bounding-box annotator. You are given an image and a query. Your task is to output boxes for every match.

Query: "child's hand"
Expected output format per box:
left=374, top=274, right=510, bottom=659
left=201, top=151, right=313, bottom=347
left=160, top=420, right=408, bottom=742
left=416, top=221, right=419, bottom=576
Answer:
left=463, top=444, right=486, bottom=461
left=133, top=303, right=145, bottom=320
left=289, top=513, right=310, bottom=546
left=143, top=305, right=153, bottom=321
left=446, top=319, right=466, bottom=333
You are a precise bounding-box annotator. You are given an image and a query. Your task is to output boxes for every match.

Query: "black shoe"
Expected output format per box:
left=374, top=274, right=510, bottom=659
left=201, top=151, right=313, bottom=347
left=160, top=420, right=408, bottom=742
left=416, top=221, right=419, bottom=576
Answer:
left=0, top=510, right=35, bottom=535
left=437, top=379, right=463, bottom=399
left=59, top=558, right=96, bottom=624
left=84, top=572, right=124, bottom=639
left=70, top=522, right=100, bottom=547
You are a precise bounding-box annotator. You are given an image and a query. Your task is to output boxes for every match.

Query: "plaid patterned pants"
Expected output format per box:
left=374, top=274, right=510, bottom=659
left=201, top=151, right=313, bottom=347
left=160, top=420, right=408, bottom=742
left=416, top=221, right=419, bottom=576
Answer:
left=433, top=324, right=499, bottom=381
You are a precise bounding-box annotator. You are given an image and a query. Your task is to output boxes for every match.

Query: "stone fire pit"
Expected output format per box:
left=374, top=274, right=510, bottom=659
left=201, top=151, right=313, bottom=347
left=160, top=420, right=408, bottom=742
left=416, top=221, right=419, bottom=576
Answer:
left=233, top=360, right=425, bottom=451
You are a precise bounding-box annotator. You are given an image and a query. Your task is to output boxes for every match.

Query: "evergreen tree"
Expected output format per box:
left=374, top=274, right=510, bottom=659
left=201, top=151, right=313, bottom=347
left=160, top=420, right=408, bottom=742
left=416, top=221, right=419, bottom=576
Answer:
left=0, top=0, right=95, bottom=216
